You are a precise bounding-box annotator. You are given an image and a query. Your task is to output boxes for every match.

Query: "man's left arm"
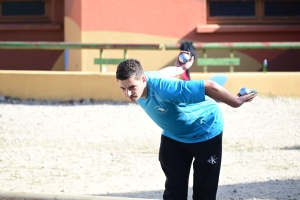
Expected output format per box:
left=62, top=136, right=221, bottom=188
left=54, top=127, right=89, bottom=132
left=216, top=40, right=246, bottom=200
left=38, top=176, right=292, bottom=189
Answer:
left=204, top=80, right=257, bottom=108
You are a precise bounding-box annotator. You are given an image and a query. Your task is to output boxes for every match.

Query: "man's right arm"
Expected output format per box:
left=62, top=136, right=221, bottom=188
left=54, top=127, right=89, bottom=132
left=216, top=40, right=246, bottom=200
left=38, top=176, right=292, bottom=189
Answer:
left=158, top=51, right=194, bottom=78
left=204, top=80, right=257, bottom=108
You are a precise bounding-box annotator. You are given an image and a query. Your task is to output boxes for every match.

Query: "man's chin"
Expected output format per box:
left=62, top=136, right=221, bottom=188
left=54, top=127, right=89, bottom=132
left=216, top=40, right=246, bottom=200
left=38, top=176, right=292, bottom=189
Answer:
left=128, top=97, right=138, bottom=102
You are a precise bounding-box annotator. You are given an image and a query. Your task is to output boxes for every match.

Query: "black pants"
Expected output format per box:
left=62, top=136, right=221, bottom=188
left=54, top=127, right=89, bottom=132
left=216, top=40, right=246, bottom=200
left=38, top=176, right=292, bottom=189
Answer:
left=159, top=132, right=223, bottom=200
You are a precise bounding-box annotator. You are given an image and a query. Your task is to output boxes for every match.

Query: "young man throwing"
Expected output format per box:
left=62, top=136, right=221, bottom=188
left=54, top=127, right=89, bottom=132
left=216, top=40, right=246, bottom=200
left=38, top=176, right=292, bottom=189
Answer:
left=116, top=51, right=257, bottom=200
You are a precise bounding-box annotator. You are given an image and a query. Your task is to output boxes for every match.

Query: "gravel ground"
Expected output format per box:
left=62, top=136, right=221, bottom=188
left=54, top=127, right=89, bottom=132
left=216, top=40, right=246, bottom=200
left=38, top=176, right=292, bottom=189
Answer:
left=0, top=96, right=299, bottom=200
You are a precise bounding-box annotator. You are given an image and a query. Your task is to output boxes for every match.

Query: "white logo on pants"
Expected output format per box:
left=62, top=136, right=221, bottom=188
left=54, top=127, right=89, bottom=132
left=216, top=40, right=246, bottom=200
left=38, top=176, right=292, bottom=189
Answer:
left=207, top=156, right=217, bottom=164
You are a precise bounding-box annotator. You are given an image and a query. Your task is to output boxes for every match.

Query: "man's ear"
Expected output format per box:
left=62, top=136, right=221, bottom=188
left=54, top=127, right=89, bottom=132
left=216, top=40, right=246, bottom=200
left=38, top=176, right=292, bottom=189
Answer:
left=142, top=75, right=147, bottom=83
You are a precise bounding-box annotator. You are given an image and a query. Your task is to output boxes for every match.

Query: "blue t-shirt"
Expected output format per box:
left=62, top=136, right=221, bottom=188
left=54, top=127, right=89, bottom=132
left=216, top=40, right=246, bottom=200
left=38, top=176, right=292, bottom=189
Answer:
left=137, top=71, right=224, bottom=143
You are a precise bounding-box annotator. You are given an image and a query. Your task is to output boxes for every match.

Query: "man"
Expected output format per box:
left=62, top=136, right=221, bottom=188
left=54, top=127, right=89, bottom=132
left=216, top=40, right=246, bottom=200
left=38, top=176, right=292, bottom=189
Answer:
left=116, top=51, right=257, bottom=200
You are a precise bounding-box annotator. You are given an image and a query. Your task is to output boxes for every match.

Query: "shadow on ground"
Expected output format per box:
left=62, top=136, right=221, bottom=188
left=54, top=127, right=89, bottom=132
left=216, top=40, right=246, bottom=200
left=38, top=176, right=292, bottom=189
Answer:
left=281, top=145, right=300, bottom=150
left=0, top=96, right=131, bottom=106
left=90, top=179, right=300, bottom=200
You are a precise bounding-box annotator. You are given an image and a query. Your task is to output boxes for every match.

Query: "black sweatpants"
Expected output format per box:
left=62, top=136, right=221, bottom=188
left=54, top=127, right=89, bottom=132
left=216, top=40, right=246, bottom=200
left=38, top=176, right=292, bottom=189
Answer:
left=159, top=132, right=223, bottom=200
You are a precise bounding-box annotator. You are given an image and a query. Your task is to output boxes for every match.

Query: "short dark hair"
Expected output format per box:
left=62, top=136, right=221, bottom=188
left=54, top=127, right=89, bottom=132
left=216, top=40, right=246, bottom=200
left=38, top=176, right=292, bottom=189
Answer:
left=116, top=59, right=144, bottom=80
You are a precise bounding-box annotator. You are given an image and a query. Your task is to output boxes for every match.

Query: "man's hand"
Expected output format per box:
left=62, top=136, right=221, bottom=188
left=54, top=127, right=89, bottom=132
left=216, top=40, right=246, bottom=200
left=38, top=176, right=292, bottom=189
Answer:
left=237, top=93, right=257, bottom=103
left=158, top=51, right=194, bottom=78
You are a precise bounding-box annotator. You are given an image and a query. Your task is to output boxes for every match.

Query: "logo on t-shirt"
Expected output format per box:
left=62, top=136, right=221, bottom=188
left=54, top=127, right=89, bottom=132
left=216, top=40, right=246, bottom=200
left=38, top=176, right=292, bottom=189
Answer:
left=154, top=106, right=168, bottom=114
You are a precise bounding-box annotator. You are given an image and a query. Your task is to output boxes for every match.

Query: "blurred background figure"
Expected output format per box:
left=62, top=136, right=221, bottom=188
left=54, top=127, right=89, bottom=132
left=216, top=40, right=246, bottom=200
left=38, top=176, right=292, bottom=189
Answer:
left=180, top=41, right=198, bottom=81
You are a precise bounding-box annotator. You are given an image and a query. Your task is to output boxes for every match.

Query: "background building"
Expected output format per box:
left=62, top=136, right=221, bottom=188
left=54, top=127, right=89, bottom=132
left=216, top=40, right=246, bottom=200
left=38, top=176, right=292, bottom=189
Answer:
left=1, top=0, right=299, bottom=72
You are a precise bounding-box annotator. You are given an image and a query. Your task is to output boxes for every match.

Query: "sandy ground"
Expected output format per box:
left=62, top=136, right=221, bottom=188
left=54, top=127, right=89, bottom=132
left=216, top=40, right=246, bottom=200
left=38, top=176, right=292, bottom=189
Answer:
left=0, top=96, right=299, bottom=200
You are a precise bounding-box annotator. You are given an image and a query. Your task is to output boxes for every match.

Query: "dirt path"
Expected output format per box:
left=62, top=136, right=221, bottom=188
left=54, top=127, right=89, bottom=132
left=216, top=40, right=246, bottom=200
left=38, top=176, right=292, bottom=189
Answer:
left=0, top=96, right=299, bottom=200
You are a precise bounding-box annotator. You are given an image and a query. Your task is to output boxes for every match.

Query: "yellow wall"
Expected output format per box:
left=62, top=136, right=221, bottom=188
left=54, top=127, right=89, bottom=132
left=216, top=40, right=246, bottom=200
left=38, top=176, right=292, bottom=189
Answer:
left=191, top=72, right=300, bottom=97
left=62, top=29, right=267, bottom=73
left=64, top=17, right=83, bottom=71
left=0, top=71, right=299, bottom=102
left=81, top=31, right=179, bottom=72
left=0, top=71, right=126, bottom=102
left=79, top=32, right=265, bottom=73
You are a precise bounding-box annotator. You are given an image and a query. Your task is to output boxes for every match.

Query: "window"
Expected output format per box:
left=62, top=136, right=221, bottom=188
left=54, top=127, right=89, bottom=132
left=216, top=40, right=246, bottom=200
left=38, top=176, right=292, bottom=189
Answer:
left=207, top=0, right=300, bottom=24
left=0, top=0, right=51, bottom=23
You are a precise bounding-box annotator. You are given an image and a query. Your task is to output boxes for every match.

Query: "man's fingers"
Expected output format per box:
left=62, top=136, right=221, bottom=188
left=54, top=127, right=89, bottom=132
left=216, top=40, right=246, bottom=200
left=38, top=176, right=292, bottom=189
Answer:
left=245, top=93, right=257, bottom=102
left=180, top=50, right=191, bottom=56
left=190, top=56, right=194, bottom=62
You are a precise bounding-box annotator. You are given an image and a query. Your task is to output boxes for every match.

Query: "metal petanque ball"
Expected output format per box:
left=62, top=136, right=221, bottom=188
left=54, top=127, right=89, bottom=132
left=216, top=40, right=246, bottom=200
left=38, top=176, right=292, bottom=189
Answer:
left=239, top=87, right=251, bottom=96
left=178, top=53, right=191, bottom=64
left=238, top=87, right=258, bottom=96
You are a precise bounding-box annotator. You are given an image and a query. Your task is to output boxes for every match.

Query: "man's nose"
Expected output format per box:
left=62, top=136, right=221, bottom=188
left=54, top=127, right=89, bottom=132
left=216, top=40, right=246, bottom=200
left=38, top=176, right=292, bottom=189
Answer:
left=127, top=90, right=132, bottom=96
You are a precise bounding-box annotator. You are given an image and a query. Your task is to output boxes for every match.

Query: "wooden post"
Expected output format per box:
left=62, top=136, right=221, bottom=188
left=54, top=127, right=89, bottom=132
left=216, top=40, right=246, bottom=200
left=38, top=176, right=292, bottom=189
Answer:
left=100, top=49, right=106, bottom=73
left=229, top=49, right=234, bottom=73
left=203, top=49, right=207, bottom=73
left=124, top=49, right=128, bottom=60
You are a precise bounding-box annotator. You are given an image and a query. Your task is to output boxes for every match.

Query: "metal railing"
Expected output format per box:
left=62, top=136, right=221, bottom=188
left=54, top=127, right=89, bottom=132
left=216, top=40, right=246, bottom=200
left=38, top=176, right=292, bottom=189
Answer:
left=165, top=42, right=300, bottom=72
left=0, top=42, right=163, bottom=72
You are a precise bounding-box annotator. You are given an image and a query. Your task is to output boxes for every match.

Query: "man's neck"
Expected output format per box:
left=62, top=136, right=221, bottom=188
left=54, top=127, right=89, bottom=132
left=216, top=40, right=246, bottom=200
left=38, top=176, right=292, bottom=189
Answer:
left=141, top=81, right=148, bottom=98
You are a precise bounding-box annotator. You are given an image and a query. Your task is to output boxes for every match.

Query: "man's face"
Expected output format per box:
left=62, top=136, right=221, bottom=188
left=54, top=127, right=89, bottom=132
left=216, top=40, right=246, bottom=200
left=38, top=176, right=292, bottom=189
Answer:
left=117, top=75, right=147, bottom=102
